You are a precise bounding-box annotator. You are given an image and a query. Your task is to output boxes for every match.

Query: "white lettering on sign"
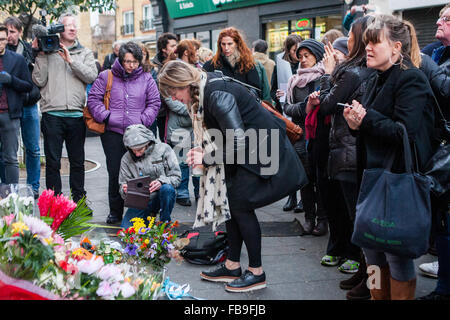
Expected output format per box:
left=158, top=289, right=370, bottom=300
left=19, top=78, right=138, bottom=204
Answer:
left=179, top=1, right=194, bottom=10
left=212, top=0, right=234, bottom=6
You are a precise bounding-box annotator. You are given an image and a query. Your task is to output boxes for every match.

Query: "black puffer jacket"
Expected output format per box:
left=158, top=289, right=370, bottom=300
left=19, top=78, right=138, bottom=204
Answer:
left=319, top=66, right=375, bottom=181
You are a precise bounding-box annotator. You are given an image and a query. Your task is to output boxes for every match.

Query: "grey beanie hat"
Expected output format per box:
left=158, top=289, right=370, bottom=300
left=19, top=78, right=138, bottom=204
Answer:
left=332, top=37, right=349, bottom=56
left=296, top=39, right=325, bottom=62
left=123, top=124, right=155, bottom=149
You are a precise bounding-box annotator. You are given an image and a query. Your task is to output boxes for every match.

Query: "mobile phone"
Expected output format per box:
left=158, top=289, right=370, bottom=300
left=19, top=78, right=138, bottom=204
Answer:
left=337, top=103, right=353, bottom=109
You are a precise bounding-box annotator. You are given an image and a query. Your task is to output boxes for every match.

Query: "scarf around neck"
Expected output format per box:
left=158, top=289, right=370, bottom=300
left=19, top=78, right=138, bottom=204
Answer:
left=191, top=72, right=231, bottom=231
left=286, top=61, right=325, bottom=104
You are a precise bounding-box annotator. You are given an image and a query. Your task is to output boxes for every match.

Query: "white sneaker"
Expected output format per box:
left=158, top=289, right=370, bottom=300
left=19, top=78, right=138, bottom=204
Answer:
left=419, top=261, right=438, bottom=278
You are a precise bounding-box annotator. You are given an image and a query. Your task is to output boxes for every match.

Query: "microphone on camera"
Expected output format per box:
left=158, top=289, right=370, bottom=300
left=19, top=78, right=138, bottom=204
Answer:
left=32, top=24, right=48, bottom=38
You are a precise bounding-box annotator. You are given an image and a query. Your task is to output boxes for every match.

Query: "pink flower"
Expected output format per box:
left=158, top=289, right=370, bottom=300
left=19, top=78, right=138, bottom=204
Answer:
left=96, top=281, right=113, bottom=298
left=3, top=214, right=14, bottom=226
left=97, top=264, right=124, bottom=282
left=38, top=189, right=55, bottom=217
left=76, top=256, right=104, bottom=274
left=50, top=194, right=77, bottom=231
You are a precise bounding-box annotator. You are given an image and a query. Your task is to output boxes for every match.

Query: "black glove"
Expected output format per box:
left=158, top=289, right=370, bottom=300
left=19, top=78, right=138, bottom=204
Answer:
left=0, top=71, right=12, bottom=84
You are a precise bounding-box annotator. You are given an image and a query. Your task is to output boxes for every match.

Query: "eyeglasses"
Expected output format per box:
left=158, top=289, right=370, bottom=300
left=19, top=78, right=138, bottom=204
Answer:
left=437, top=16, right=450, bottom=23
left=123, top=60, right=139, bottom=65
left=64, top=23, right=78, bottom=29
left=0, top=38, right=7, bottom=42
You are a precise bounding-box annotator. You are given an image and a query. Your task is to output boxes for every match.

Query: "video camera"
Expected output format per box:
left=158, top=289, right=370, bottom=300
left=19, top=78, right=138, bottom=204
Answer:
left=32, top=10, right=65, bottom=53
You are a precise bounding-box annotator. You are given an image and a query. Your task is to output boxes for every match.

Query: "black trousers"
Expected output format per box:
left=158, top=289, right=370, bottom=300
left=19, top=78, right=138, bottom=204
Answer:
left=41, top=113, right=86, bottom=202
left=100, top=130, right=127, bottom=218
left=295, top=141, right=327, bottom=222
left=324, top=179, right=361, bottom=261
left=226, top=208, right=262, bottom=268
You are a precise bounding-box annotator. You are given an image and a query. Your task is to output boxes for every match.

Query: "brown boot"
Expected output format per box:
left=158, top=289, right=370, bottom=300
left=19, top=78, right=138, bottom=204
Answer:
left=390, top=277, right=416, bottom=300
left=368, top=265, right=391, bottom=300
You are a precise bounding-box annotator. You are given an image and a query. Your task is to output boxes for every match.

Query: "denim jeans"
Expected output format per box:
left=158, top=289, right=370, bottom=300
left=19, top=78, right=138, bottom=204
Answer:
left=176, top=161, right=200, bottom=200
left=363, top=248, right=416, bottom=281
left=0, top=113, right=20, bottom=184
left=20, top=105, right=41, bottom=191
left=41, top=113, right=86, bottom=202
left=121, top=184, right=176, bottom=229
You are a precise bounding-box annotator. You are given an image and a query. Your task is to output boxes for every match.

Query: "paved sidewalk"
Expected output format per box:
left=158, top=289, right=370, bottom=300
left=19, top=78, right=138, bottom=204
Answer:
left=25, top=135, right=438, bottom=300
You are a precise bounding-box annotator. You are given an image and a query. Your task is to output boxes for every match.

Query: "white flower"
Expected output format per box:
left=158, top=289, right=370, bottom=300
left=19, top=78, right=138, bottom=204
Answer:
left=120, top=282, right=135, bottom=298
left=76, top=256, right=104, bottom=274
left=22, top=215, right=52, bottom=239
left=21, top=196, right=34, bottom=207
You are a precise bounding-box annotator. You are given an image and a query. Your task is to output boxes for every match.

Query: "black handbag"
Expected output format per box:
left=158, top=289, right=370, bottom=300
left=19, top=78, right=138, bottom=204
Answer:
left=424, top=95, right=450, bottom=197
left=351, top=122, right=432, bottom=259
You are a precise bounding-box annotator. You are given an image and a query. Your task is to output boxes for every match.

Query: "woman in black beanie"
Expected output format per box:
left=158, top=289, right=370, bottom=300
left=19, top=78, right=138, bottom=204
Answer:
left=283, top=38, right=330, bottom=236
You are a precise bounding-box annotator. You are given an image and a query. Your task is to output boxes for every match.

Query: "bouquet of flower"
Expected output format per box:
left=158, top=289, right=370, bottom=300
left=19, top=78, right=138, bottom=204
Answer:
left=38, top=190, right=93, bottom=240
left=117, top=217, right=181, bottom=271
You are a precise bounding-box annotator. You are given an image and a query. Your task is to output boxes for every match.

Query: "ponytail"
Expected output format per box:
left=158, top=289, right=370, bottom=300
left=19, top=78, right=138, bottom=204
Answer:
left=403, top=20, right=421, bottom=68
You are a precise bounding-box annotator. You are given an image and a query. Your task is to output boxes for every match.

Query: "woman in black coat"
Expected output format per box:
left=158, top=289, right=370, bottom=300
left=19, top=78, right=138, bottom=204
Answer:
left=344, top=14, right=439, bottom=300
left=158, top=60, right=306, bottom=293
left=202, top=27, right=260, bottom=95
left=317, top=16, right=375, bottom=299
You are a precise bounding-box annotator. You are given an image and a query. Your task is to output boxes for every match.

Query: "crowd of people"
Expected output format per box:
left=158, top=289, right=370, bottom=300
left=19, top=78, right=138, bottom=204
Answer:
left=0, top=2, right=448, bottom=299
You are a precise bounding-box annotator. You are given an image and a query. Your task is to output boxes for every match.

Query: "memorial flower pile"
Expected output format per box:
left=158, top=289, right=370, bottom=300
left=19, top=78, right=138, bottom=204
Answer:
left=117, top=217, right=182, bottom=271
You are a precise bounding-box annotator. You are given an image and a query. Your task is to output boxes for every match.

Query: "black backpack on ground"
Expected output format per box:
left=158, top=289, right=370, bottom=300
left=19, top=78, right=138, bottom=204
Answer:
left=179, top=230, right=228, bottom=265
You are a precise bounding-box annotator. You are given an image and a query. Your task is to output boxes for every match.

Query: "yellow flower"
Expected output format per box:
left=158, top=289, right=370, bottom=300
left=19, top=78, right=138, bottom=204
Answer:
left=144, top=239, right=150, bottom=245
left=147, top=217, right=155, bottom=229
left=43, top=237, right=53, bottom=245
left=130, top=217, right=145, bottom=233
left=11, top=222, right=29, bottom=234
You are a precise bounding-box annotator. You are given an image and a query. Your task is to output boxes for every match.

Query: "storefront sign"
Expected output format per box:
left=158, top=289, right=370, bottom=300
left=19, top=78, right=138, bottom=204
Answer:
left=295, top=18, right=311, bottom=29
left=164, top=0, right=284, bottom=19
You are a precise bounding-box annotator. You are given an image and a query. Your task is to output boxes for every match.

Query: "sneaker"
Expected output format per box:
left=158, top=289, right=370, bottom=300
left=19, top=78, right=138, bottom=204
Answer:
left=176, top=198, right=192, bottom=206
left=200, top=264, right=242, bottom=283
left=321, top=255, right=342, bottom=266
left=106, top=214, right=122, bottom=225
left=418, top=261, right=438, bottom=278
left=338, top=260, right=360, bottom=274
left=225, top=270, right=266, bottom=293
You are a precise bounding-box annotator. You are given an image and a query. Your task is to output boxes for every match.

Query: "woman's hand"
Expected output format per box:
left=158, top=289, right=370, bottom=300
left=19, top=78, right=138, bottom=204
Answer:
left=306, top=90, right=320, bottom=114
left=122, top=184, right=128, bottom=194
left=323, top=42, right=337, bottom=75
left=186, top=146, right=204, bottom=167
left=343, top=100, right=366, bottom=130
left=276, top=89, right=285, bottom=99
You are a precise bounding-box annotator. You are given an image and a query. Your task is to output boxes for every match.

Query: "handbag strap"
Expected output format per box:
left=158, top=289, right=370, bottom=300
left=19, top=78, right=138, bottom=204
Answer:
left=384, top=122, right=413, bottom=173
left=104, top=70, right=113, bottom=111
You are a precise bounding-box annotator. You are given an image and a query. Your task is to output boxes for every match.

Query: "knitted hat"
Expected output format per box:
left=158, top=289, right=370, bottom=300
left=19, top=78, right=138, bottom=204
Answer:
left=296, top=39, right=325, bottom=62
left=332, top=37, right=349, bottom=56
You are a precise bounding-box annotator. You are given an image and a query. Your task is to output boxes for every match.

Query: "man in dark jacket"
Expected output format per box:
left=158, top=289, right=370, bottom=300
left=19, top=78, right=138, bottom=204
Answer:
left=4, top=16, right=41, bottom=198
left=151, top=32, right=177, bottom=141
left=0, top=24, right=33, bottom=184
left=102, top=41, right=121, bottom=70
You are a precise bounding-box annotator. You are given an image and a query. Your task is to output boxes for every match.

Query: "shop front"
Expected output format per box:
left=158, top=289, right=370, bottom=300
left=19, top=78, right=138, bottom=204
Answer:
left=162, top=0, right=345, bottom=54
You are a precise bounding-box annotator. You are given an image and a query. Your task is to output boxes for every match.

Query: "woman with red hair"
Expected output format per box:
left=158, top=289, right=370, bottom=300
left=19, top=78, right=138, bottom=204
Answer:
left=170, top=39, right=200, bottom=67
left=203, top=27, right=261, bottom=95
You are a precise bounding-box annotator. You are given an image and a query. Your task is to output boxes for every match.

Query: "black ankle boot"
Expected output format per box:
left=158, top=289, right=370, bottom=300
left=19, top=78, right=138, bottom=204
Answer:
left=294, top=200, right=304, bottom=213
left=302, top=218, right=316, bottom=235
left=283, top=193, right=297, bottom=211
left=312, top=220, right=328, bottom=236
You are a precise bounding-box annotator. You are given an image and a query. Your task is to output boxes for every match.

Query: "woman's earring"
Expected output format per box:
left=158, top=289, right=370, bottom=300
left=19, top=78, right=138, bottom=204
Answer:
left=389, top=51, right=403, bottom=66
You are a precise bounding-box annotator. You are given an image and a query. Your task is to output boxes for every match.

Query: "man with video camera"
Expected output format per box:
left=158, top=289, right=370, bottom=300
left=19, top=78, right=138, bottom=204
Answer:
left=32, top=12, right=98, bottom=204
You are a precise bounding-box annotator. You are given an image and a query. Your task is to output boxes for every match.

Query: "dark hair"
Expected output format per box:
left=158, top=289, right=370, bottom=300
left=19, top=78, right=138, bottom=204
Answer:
left=252, top=39, right=268, bottom=53
left=364, top=14, right=421, bottom=69
left=283, top=34, right=303, bottom=64
left=119, top=41, right=143, bottom=66
left=331, top=15, right=374, bottom=82
left=157, top=32, right=177, bottom=53
left=4, top=16, right=23, bottom=32
left=0, top=24, right=8, bottom=35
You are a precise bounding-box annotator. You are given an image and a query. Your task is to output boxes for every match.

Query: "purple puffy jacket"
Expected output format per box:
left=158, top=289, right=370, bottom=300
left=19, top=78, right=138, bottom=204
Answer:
left=87, top=58, right=161, bottom=135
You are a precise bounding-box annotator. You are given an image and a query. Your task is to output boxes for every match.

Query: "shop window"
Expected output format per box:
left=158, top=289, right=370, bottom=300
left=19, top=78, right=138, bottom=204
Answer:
left=196, top=31, right=210, bottom=50
left=265, top=21, right=288, bottom=55
left=315, top=15, right=343, bottom=40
